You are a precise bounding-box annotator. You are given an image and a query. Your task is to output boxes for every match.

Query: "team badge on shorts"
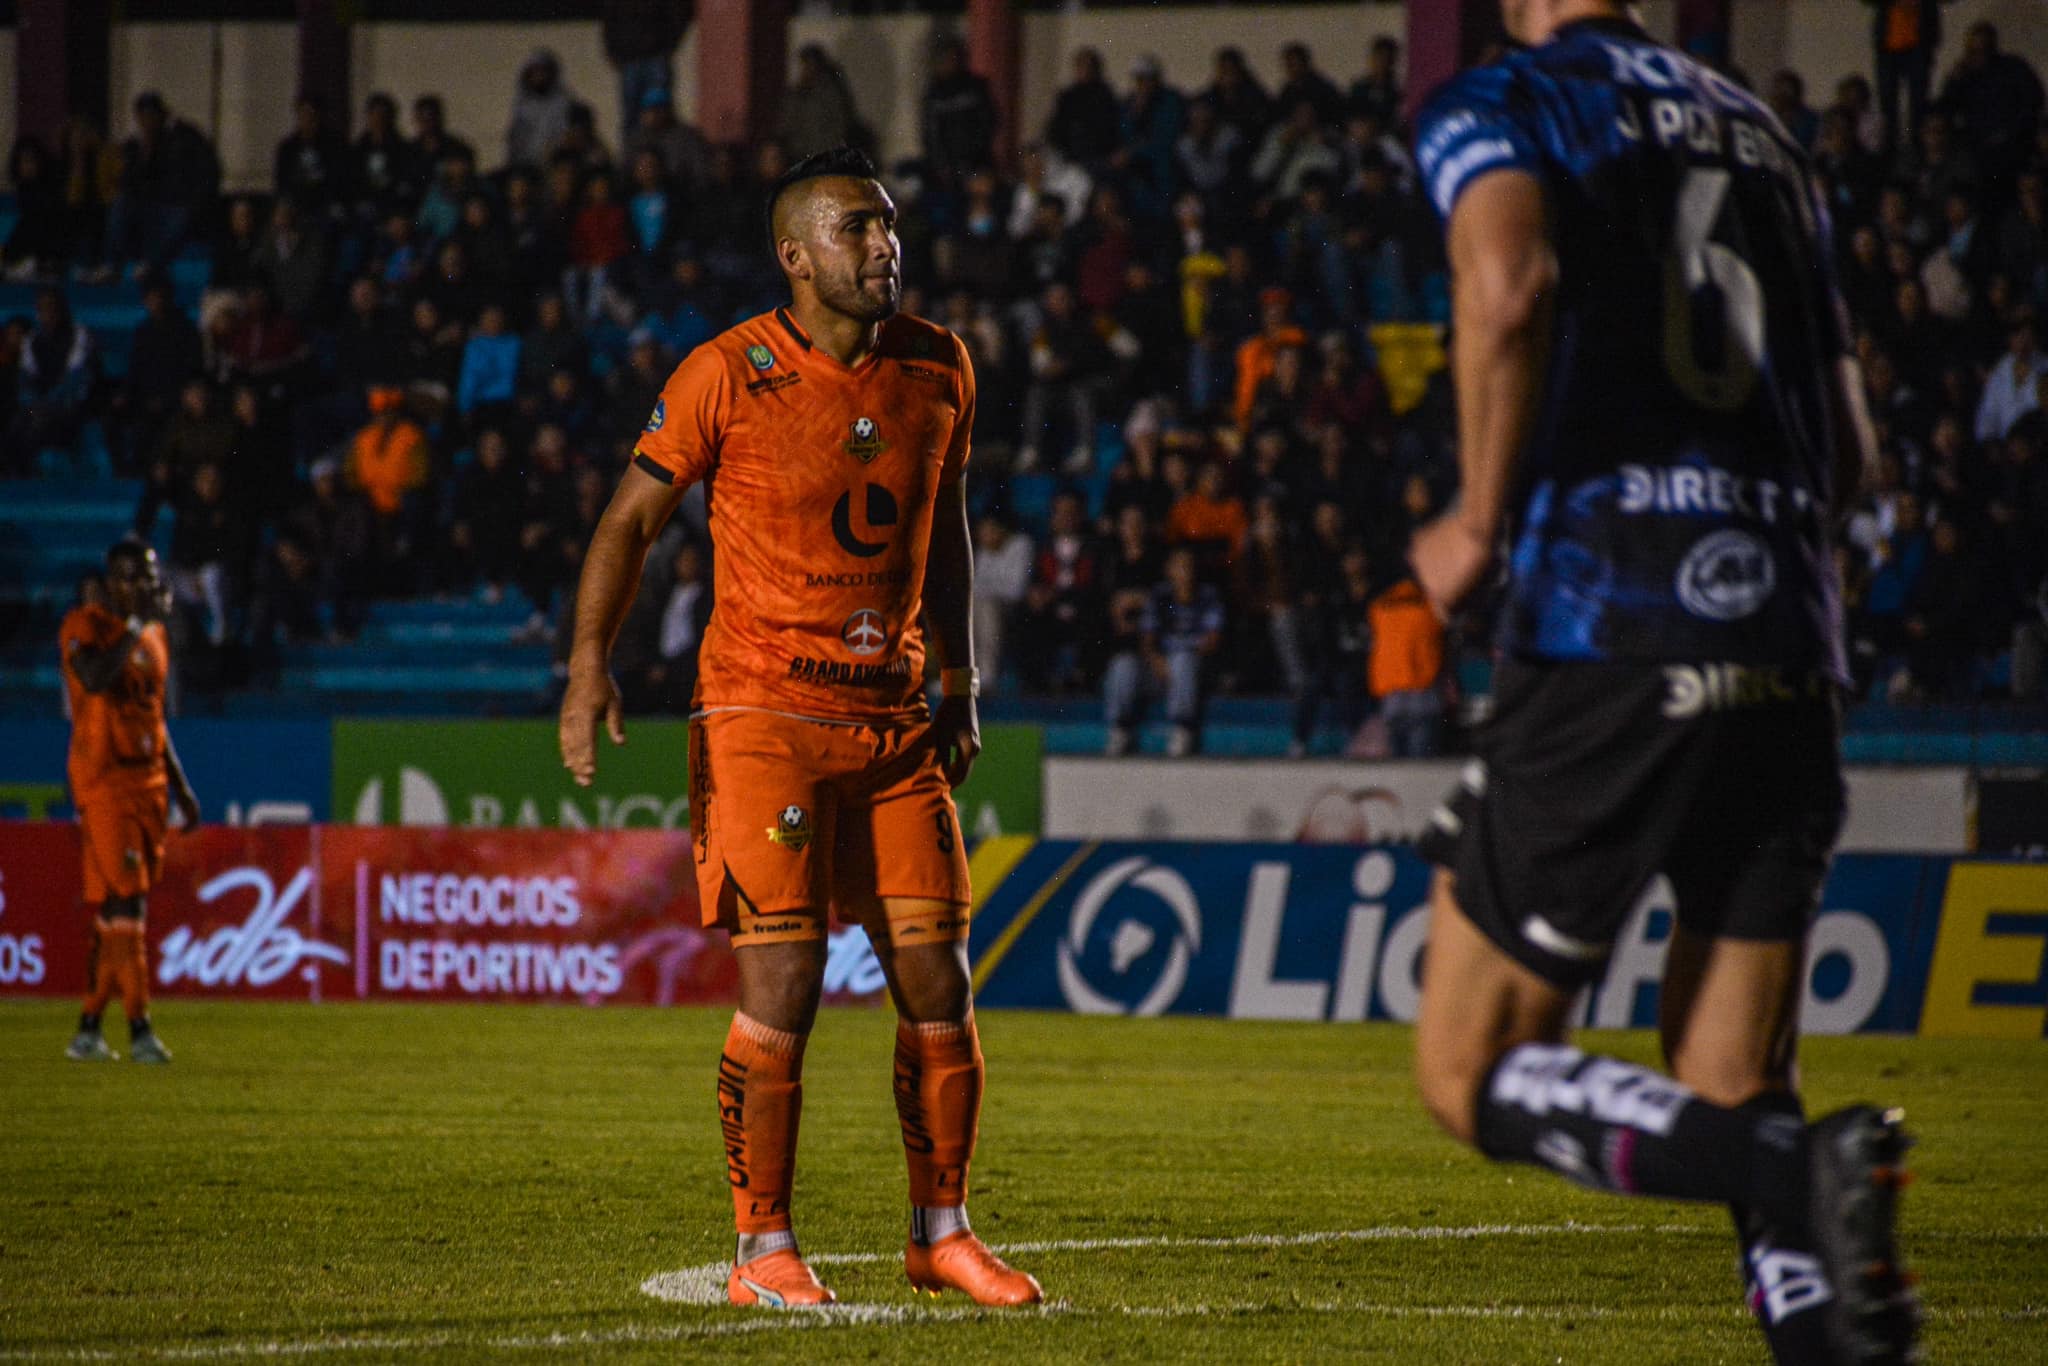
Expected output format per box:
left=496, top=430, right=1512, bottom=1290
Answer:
left=767, top=805, right=812, bottom=852
left=746, top=344, right=775, bottom=371
left=845, top=416, right=888, bottom=463
left=643, top=399, right=666, bottom=433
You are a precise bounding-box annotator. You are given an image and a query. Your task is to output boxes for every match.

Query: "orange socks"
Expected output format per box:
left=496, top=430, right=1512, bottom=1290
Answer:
left=718, top=1012, right=806, bottom=1236
left=893, top=1014, right=984, bottom=1209
left=82, top=921, right=151, bottom=1027
left=118, top=924, right=150, bottom=1024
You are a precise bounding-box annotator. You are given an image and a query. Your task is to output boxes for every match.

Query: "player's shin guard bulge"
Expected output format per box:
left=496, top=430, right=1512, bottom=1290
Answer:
left=718, top=1012, right=805, bottom=1236
left=893, top=1014, right=983, bottom=1207
left=1473, top=1044, right=1806, bottom=1220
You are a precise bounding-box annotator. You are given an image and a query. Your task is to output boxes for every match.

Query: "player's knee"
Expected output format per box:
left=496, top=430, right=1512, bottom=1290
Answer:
left=890, top=941, right=971, bottom=1023
left=734, top=937, right=827, bottom=1035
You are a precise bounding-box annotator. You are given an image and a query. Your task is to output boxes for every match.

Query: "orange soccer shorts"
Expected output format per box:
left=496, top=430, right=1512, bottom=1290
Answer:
left=689, top=710, right=971, bottom=947
left=78, top=789, right=168, bottom=905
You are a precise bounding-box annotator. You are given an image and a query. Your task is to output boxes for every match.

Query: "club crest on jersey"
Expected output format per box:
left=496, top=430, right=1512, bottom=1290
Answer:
left=845, top=416, right=888, bottom=463
left=643, top=399, right=666, bottom=433
left=841, top=608, right=887, bottom=656
left=746, top=344, right=775, bottom=371
left=766, top=804, right=812, bottom=852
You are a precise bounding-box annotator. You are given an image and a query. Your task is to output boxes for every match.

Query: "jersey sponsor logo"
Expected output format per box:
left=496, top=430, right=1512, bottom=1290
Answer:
left=1618, top=463, right=1802, bottom=525
left=1488, top=1045, right=1691, bottom=1137
left=744, top=371, right=801, bottom=395
left=1661, top=662, right=1827, bottom=718
left=745, top=344, right=775, bottom=370
left=1676, top=528, right=1777, bottom=621
left=786, top=654, right=914, bottom=690
left=898, top=361, right=950, bottom=385
left=643, top=399, right=666, bottom=433
left=832, top=482, right=899, bottom=558
left=845, top=416, right=889, bottom=464
left=840, top=609, right=887, bottom=656
left=766, top=804, right=812, bottom=852
left=803, top=567, right=910, bottom=590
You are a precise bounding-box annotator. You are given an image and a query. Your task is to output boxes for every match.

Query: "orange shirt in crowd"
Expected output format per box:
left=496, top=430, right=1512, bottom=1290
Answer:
left=1166, top=491, right=1249, bottom=560
left=349, top=416, right=430, bottom=516
left=1232, top=324, right=1309, bottom=430
left=1368, top=578, right=1444, bottom=698
left=59, top=604, right=170, bottom=803
left=632, top=306, right=975, bottom=724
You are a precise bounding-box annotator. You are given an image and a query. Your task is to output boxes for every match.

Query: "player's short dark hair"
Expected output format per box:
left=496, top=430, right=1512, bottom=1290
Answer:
left=764, top=145, right=882, bottom=252
left=106, top=536, right=153, bottom=573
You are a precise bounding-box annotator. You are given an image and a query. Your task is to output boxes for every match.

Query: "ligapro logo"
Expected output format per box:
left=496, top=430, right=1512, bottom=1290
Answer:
left=352, top=767, right=450, bottom=825
left=1056, top=856, right=1202, bottom=1016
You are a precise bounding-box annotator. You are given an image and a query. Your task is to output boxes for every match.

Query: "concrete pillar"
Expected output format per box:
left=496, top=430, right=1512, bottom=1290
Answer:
left=16, top=0, right=113, bottom=147
left=1405, top=0, right=1503, bottom=123
left=297, top=0, right=353, bottom=134
left=696, top=0, right=788, bottom=146
left=967, top=0, right=1021, bottom=171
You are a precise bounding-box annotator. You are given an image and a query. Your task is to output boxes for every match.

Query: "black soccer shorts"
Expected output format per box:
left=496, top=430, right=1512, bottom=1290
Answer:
left=1418, top=659, right=1847, bottom=991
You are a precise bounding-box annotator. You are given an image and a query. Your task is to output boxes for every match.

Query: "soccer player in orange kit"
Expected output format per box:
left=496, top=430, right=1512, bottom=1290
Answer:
left=558, top=146, right=1041, bottom=1309
left=61, top=539, right=199, bottom=1064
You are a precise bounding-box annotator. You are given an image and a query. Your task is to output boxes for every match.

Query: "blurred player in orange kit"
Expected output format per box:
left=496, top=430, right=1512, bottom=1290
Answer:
left=61, top=538, right=199, bottom=1064
left=558, top=146, right=1041, bottom=1309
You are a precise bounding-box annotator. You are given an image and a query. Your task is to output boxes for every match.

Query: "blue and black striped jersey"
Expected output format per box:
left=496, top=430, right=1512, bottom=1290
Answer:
left=1415, top=16, right=1850, bottom=680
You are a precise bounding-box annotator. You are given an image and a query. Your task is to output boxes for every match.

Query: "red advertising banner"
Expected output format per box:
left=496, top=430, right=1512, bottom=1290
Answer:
left=0, top=823, right=902, bottom=1007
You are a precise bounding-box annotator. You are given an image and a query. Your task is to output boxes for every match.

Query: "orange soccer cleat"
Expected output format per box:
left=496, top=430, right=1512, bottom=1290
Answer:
left=726, top=1248, right=836, bottom=1308
left=905, top=1231, right=1043, bottom=1306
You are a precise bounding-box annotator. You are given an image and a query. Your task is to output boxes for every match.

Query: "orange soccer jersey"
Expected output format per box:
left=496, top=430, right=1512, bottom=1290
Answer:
left=59, top=605, right=170, bottom=804
left=632, top=307, right=975, bottom=724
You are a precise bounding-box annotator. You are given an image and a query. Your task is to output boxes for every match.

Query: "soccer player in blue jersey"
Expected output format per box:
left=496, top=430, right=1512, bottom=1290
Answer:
left=1409, top=4, right=1917, bottom=1363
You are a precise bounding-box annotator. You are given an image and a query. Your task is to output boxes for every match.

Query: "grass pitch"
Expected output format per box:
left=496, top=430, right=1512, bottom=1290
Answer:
left=1, top=1001, right=2042, bottom=1363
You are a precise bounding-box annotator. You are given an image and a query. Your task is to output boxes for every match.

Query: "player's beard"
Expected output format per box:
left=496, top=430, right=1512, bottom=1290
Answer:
left=820, top=262, right=900, bottom=323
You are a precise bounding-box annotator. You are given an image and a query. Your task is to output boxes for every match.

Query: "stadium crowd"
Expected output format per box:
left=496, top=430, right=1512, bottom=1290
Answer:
left=2, top=20, right=2044, bottom=753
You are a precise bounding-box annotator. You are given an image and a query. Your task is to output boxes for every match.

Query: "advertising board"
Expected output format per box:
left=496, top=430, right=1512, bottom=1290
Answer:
left=0, top=719, right=330, bottom=824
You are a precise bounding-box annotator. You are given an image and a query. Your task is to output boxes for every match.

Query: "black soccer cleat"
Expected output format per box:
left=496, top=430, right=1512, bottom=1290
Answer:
left=1807, top=1105, right=1921, bottom=1366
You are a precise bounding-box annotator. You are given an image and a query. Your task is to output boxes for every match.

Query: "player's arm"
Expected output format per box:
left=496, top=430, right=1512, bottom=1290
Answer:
left=1411, top=168, right=1557, bottom=619
left=163, top=730, right=199, bottom=829
left=558, top=462, right=685, bottom=786
left=66, top=619, right=145, bottom=694
left=1829, top=355, right=1881, bottom=507
left=924, top=470, right=980, bottom=788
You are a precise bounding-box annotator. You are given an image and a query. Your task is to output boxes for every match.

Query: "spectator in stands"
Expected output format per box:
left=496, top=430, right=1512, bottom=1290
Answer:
left=9, top=287, right=96, bottom=471
left=1766, top=70, right=1821, bottom=149
left=972, top=512, right=1034, bottom=698
left=1836, top=73, right=1886, bottom=153
left=1020, top=281, right=1110, bottom=473
left=415, top=148, right=479, bottom=248
left=1015, top=489, right=1102, bottom=694
left=1167, top=458, right=1249, bottom=569
left=1977, top=316, right=2046, bottom=440
left=1999, top=169, right=2048, bottom=310
left=1367, top=574, right=1444, bottom=758
left=781, top=45, right=862, bottom=162
left=508, top=49, right=576, bottom=171
left=1202, top=47, right=1274, bottom=148
left=1009, top=143, right=1091, bottom=236
left=1904, top=515, right=1999, bottom=698
left=115, top=275, right=203, bottom=469
left=346, top=386, right=430, bottom=594
left=1295, top=539, right=1374, bottom=757
left=275, top=96, right=348, bottom=215
left=4, top=137, right=70, bottom=280
left=167, top=459, right=251, bottom=649
left=1233, top=288, right=1309, bottom=431
left=600, top=329, right=668, bottom=460
left=285, top=457, right=370, bottom=639
left=518, top=291, right=587, bottom=398
left=58, top=116, right=119, bottom=272
left=923, top=36, right=997, bottom=189
left=1010, top=194, right=1076, bottom=302
left=351, top=93, right=416, bottom=219
left=247, top=531, right=326, bottom=662
left=515, top=422, right=576, bottom=629
left=1176, top=99, right=1245, bottom=204
left=600, top=0, right=685, bottom=150
left=254, top=198, right=331, bottom=324
left=1115, top=55, right=1187, bottom=225
left=1104, top=544, right=1226, bottom=758
left=104, top=92, right=220, bottom=278
left=400, top=296, right=461, bottom=408
left=1252, top=98, right=1341, bottom=203
left=1348, top=36, right=1403, bottom=126
left=565, top=169, right=629, bottom=323
left=652, top=537, right=711, bottom=712
left=456, top=303, right=520, bottom=421
left=446, top=425, right=524, bottom=600
left=455, top=193, right=515, bottom=297
left=1938, top=22, right=2044, bottom=192
left=1236, top=493, right=1308, bottom=713
left=136, top=379, right=231, bottom=534
left=1277, top=42, right=1345, bottom=130
left=1865, top=0, right=1949, bottom=149
left=625, top=90, right=711, bottom=195
left=409, top=97, right=475, bottom=190
left=221, top=281, right=310, bottom=397
left=1048, top=48, right=1120, bottom=172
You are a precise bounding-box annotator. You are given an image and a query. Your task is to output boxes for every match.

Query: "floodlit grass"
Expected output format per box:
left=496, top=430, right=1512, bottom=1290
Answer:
left=1, top=1001, right=2041, bottom=1362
